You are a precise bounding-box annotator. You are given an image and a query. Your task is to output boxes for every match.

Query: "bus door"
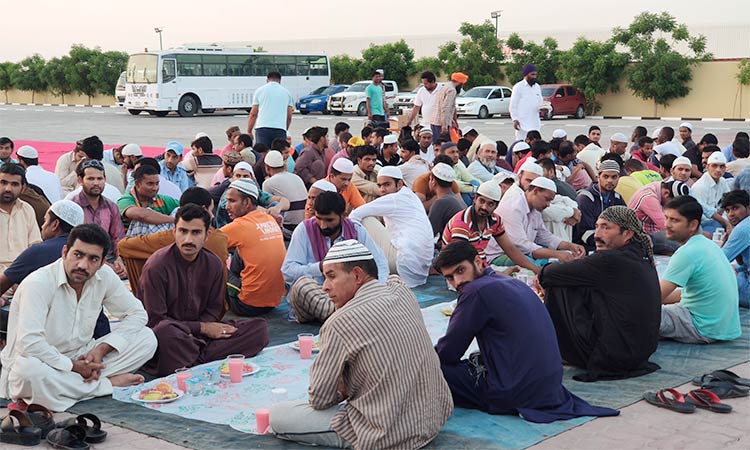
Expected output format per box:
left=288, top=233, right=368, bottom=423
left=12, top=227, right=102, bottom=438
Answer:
left=160, top=58, right=178, bottom=109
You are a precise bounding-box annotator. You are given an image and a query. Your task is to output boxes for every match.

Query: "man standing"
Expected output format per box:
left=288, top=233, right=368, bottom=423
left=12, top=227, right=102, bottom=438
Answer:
left=510, top=64, right=545, bottom=141
left=407, top=71, right=442, bottom=129
left=0, top=164, right=41, bottom=271
left=246, top=71, right=293, bottom=147
left=434, top=241, right=617, bottom=421
left=118, top=165, right=179, bottom=236
left=295, top=126, right=328, bottom=188
left=0, top=224, right=156, bottom=411
left=720, top=190, right=750, bottom=307
left=283, top=192, right=388, bottom=323
left=271, top=240, right=452, bottom=449
left=397, top=139, right=430, bottom=188
left=138, top=205, right=268, bottom=376
left=262, top=150, right=307, bottom=232
left=159, top=141, right=190, bottom=193
left=15, top=145, right=63, bottom=203
left=430, top=72, right=468, bottom=143
left=660, top=196, right=741, bottom=343
left=365, top=69, right=389, bottom=129
left=351, top=145, right=380, bottom=203
left=349, top=166, right=433, bottom=287
left=574, top=160, right=626, bottom=251
left=540, top=207, right=661, bottom=381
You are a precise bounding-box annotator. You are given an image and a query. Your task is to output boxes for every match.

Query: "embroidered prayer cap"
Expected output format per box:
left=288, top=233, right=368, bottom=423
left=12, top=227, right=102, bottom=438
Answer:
left=49, top=200, right=85, bottom=228
left=669, top=180, right=690, bottom=198
left=265, top=151, right=284, bottom=168
left=383, top=134, right=398, bottom=145
left=672, top=156, right=691, bottom=168
left=518, top=161, right=544, bottom=176
left=431, top=163, right=455, bottom=183
left=228, top=178, right=259, bottom=200
left=707, top=152, right=727, bottom=165
left=378, top=166, right=403, bottom=180
left=610, top=132, right=628, bottom=143
left=332, top=158, right=354, bottom=174
left=512, top=142, right=531, bottom=153
left=600, top=206, right=654, bottom=262
left=529, top=177, right=557, bottom=193
left=310, top=179, right=337, bottom=193
left=323, top=239, right=374, bottom=265
left=476, top=180, right=502, bottom=202
left=222, top=151, right=243, bottom=165
left=122, top=143, right=142, bottom=156
left=598, top=160, right=621, bottom=174
left=16, top=145, right=38, bottom=159
left=418, top=128, right=433, bottom=136
left=552, top=129, right=567, bottom=139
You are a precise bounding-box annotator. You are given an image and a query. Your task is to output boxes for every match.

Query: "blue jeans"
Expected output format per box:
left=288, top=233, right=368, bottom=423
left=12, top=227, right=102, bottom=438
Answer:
left=255, top=127, right=287, bottom=148
left=738, top=266, right=749, bottom=308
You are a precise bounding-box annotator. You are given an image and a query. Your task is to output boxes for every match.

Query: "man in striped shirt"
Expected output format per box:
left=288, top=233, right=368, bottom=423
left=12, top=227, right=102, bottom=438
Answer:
left=270, top=240, right=452, bottom=449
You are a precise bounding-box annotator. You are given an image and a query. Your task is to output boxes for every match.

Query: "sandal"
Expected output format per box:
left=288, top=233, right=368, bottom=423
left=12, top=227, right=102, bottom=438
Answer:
left=701, top=380, right=750, bottom=399
left=46, top=424, right=90, bottom=450
left=56, top=413, right=107, bottom=443
left=643, top=389, right=696, bottom=413
left=0, top=409, right=42, bottom=446
left=26, top=403, right=56, bottom=438
left=685, top=389, right=733, bottom=413
left=692, top=370, right=750, bottom=388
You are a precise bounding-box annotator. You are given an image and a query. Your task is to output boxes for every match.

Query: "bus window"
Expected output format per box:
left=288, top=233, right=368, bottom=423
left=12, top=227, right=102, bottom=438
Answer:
left=176, top=54, right=202, bottom=77
left=253, top=55, right=274, bottom=77
left=127, top=54, right=158, bottom=83
left=202, top=55, right=227, bottom=76
left=303, top=56, right=328, bottom=76
left=162, top=59, right=176, bottom=82
left=227, top=55, right=251, bottom=76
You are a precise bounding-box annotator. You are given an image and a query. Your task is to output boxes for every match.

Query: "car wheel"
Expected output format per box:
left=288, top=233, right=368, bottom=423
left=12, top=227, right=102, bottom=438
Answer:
left=299, top=110, right=309, bottom=115
left=575, top=105, right=585, bottom=119
left=477, top=106, right=489, bottom=119
left=322, top=106, right=331, bottom=115
left=178, top=95, right=199, bottom=117
left=153, top=111, right=169, bottom=117
left=544, top=107, right=554, bottom=120
left=128, top=109, right=142, bottom=116
left=487, top=114, right=494, bottom=119
left=202, top=108, right=215, bottom=114
left=333, top=111, right=343, bottom=116
left=356, top=102, right=367, bottom=116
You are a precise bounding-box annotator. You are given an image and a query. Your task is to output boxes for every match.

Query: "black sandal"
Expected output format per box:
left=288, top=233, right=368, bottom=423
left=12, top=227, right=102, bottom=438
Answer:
left=701, top=380, right=750, bottom=399
left=685, top=389, right=733, bottom=413
left=26, top=403, right=56, bottom=438
left=56, top=413, right=107, bottom=444
left=0, top=409, right=42, bottom=446
left=46, top=424, right=90, bottom=450
left=643, top=389, right=696, bottom=413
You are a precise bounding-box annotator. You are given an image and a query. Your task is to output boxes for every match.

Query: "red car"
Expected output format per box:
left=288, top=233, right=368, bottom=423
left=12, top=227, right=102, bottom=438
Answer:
left=540, top=84, right=586, bottom=120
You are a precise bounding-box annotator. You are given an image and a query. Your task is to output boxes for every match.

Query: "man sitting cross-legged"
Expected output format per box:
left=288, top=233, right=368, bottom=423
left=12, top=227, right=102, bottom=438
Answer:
left=0, top=224, right=156, bottom=411
left=138, top=204, right=268, bottom=377
left=539, top=206, right=661, bottom=382
left=434, top=241, right=618, bottom=422
left=720, top=190, right=749, bottom=307
left=271, top=240, right=453, bottom=449
left=283, top=191, right=388, bottom=323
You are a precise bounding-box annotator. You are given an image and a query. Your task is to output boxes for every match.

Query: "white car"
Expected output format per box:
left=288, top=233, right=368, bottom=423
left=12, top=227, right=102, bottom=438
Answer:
left=328, top=80, right=399, bottom=116
left=456, top=86, right=512, bottom=119
left=394, top=86, right=420, bottom=112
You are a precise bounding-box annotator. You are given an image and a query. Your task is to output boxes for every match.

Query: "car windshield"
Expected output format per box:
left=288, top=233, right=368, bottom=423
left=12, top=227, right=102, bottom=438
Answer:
left=321, top=86, right=341, bottom=95
left=345, top=83, right=369, bottom=92
left=541, top=87, right=556, bottom=97
left=310, top=86, right=327, bottom=95
left=126, top=54, right=158, bottom=84
left=461, top=88, right=491, bottom=98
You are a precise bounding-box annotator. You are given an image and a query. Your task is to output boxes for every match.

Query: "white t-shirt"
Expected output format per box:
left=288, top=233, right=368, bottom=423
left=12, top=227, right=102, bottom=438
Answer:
left=25, top=165, right=63, bottom=203
left=262, top=172, right=308, bottom=226
left=413, top=83, right=443, bottom=128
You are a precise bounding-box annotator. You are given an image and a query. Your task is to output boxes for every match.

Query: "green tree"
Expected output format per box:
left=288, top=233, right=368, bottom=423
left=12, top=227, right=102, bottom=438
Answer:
left=42, top=56, right=74, bottom=104
left=437, top=21, right=505, bottom=89
left=359, top=40, right=415, bottom=87
left=504, top=34, right=562, bottom=84
left=734, top=60, right=750, bottom=117
left=65, top=44, right=100, bottom=104
left=90, top=50, right=129, bottom=96
left=0, top=62, right=18, bottom=103
left=559, top=38, right=629, bottom=114
left=330, top=55, right=362, bottom=85
left=412, top=57, right=445, bottom=79
left=611, top=11, right=712, bottom=115
left=10, top=54, right=47, bottom=103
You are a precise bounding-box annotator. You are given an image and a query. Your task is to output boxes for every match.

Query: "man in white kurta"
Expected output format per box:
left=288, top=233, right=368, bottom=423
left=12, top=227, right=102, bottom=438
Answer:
left=349, top=166, right=433, bottom=288
left=509, top=64, right=545, bottom=141
left=0, top=224, right=156, bottom=411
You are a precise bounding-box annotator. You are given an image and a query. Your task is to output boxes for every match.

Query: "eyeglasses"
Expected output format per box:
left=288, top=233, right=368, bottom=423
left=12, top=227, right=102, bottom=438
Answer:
left=80, top=159, right=105, bottom=171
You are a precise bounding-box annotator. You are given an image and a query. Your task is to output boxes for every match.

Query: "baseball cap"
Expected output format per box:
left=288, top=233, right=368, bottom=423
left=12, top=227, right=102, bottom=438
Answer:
left=383, top=135, right=398, bottom=145
left=49, top=200, right=85, bottom=228
left=122, top=143, right=143, bottom=156
left=165, top=141, right=183, bottom=156
left=264, top=151, right=284, bottom=168
left=374, top=69, right=384, bottom=75
left=16, top=145, right=38, bottom=159
left=378, top=166, right=403, bottom=180
left=431, top=163, right=455, bottom=182
left=529, top=177, right=557, bottom=193
left=332, top=158, right=354, bottom=174
left=476, top=180, right=502, bottom=202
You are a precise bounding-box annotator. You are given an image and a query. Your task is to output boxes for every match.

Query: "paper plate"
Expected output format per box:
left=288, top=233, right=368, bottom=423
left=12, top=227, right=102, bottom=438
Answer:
left=290, top=340, right=320, bottom=353
left=132, top=388, right=184, bottom=404
left=219, top=362, right=261, bottom=378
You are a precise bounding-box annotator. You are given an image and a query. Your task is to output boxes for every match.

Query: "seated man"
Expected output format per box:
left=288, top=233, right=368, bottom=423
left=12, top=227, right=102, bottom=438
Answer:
left=397, top=139, right=430, bottom=188
left=123, top=157, right=182, bottom=201
left=0, top=164, right=42, bottom=272
left=720, top=190, right=749, bottom=307
left=349, top=166, right=434, bottom=287
left=138, top=205, right=268, bottom=376
left=158, top=141, right=191, bottom=193
left=412, top=155, right=461, bottom=213
left=574, top=160, right=626, bottom=252
left=271, top=240, right=452, bottom=449
left=327, top=158, right=365, bottom=214
left=304, top=179, right=337, bottom=220
left=469, top=142, right=505, bottom=182
left=434, top=241, right=618, bottom=421
left=118, top=165, right=180, bottom=237
left=660, top=196, right=741, bottom=343
left=284, top=191, right=388, bottom=323
left=0, top=224, right=156, bottom=411
left=539, top=206, right=661, bottom=381
left=351, top=144, right=380, bottom=203
left=262, top=150, right=307, bottom=233
left=691, top=152, right=733, bottom=232
left=629, top=180, right=689, bottom=255
left=427, top=161, right=466, bottom=243
left=221, top=179, right=287, bottom=316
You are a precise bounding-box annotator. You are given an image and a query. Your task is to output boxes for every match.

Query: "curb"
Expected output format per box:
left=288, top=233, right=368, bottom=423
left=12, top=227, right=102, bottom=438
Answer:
left=588, top=115, right=750, bottom=122
left=0, top=102, right=115, bottom=108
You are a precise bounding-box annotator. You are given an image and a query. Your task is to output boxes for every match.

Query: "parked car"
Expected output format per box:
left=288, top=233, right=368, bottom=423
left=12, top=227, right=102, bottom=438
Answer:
left=539, top=84, right=586, bottom=120
left=327, top=80, right=399, bottom=116
left=394, top=86, right=421, bottom=113
left=455, top=86, right=512, bottom=119
left=296, top=84, right=348, bottom=115
left=114, top=71, right=126, bottom=106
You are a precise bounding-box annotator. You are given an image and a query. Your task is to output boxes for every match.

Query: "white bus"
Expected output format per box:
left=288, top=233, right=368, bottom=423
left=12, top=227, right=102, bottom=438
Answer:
left=124, top=47, right=330, bottom=117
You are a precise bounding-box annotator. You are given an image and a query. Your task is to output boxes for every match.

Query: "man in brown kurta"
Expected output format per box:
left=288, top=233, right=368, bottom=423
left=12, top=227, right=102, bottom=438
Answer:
left=138, top=204, right=268, bottom=377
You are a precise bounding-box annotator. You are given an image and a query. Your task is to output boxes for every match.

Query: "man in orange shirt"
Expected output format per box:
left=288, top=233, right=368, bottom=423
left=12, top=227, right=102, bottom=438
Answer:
left=221, top=179, right=287, bottom=316
left=327, top=158, right=365, bottom=215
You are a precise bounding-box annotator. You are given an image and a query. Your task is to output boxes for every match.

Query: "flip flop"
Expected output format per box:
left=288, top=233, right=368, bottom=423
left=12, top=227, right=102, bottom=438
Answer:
left=692, top=370, right=750, bottom=388
left=685, top=389, right=733, bottom=413
left=0, top=409, right=42, bottom=446
left=46, top=424, right=90, bottom=450
left=26, top=403, right=56, bottom=438
left=56, top=413, right=107, bottom=444
left=701, top=380, right=750, bottom=399
left=643, top=389, right=696, bottom=413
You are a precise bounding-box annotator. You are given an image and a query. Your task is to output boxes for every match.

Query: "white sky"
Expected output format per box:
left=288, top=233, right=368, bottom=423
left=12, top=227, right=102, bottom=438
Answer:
left=2, top=0, right=748, bottom=61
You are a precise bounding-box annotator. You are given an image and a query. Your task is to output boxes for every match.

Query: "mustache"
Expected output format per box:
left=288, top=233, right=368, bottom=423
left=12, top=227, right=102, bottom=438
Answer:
left=72, top=269, right=89, bottom=277
left=594, top=238, right=606, bottom=245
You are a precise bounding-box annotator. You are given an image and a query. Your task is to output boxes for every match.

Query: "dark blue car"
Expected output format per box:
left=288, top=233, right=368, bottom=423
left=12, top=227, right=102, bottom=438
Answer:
left=296, top=85, right=348, bottom=115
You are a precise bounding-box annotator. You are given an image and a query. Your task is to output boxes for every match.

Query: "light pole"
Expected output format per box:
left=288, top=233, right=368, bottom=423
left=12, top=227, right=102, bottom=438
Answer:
left=490, top=11, right=502, bottom=39
left=154, top=27, right=164, bottom=50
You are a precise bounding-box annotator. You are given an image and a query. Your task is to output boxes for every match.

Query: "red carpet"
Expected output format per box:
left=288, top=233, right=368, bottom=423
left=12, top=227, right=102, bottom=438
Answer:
left=14, top=140, right=164, bottom=172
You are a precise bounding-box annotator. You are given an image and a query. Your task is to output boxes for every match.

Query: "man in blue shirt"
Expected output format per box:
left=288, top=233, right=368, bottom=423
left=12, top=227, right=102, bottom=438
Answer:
left=660, top=196, right=741, bottom=343
left=283, top=191, right=387, bottom=323
left=365, top=69, right=388, bottom=129
left=247, top=71, right=294, bottom=147
left=159, top=141, right=190, bottom=192
left=721, top=190, right=750, bottom=308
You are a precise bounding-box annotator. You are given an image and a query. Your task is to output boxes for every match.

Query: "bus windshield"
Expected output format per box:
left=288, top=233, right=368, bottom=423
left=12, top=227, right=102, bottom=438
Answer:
left=127, top=54, right=158, bottom=83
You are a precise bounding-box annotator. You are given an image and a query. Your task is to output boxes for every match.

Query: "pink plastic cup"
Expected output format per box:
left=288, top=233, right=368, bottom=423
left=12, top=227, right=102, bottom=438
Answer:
left=255, top=408, right=270, bottom=434
left=175, top=368, right=191, bottom=392
left=227, top=354, right=245, bottom=383
left=298, top=333, right=314, bottom=359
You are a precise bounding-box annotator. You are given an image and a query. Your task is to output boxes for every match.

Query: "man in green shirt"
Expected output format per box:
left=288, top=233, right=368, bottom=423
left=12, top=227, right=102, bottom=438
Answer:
left=117, top=165, right=179, bottom=237
left=365, top=69, right=388, bottom=129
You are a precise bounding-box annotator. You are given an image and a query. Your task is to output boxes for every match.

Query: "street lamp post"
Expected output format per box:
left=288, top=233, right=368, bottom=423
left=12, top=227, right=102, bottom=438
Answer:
left=154, top=27, right=164, bottom=50
left=490, top=11, right=502, bottom=39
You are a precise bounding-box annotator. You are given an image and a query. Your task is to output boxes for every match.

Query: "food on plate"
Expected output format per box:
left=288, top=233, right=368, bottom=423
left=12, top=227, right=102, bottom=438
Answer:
left=138, top=383, right=179, bottom=401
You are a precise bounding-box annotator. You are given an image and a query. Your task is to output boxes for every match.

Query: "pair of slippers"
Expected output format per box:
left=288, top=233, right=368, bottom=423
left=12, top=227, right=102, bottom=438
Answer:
left=1, top=405, right=106, bottom=448
left=643, top=388, right=732, bottom=414
left=691, top=369, right=750, bottom=399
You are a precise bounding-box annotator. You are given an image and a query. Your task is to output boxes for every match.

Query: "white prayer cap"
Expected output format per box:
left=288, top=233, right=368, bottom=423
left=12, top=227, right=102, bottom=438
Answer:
left=378, top=166, right=403, bottom=180
left=418, top=128, right=433, bottom=136
left=672, top=156, right=692, bottom=168
left=332, top=158, right=354, bottom=174
left=552, top=129, right=567, bottom=139
left=122, top=143, right=142, bottom=156
left=679, top=122, right=693, bottom=131
left=519, top=161, right=544, bottom=176
left=383, top=134, right=398, bottom=145
left=431, top=163, right=455, bottom=183
left=310, top=179, right=337, bottom=193
left=228, top=178, right=259, bottom=200
left=264, top=151, right=284, bottom=168
left=49, top=200, right=84, bottom=228
left=513, top=142, right=531, bottom=153
left=194, top=132, right=209, bottom=139
left=233, top=161, right=254, bottom=174
left=493, top=171, right=517, bottom=184
left=463, top=126, right=476, bottom=135
left=476, top=180, right=502, bottom=202
left=16, top=145, right=38, bottom=159
left=651, top=127, right=661, bottom=138
left=374, top=69, right=384, bottom=75
left=707, top=152, right=727, bottom=165
left=610, top=132, right=628, bottom=143
left=529, top=177, right=557, bottom=193
left=323, top=239, right=374, bottom=265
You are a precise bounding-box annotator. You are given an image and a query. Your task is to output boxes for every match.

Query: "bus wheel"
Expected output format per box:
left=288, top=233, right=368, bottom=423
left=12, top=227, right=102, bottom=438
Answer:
left=128, top=109, right=142, bottom=115
left=178, top=95, right=199, bottom=117
left=154, top=111, right=169, bottom=117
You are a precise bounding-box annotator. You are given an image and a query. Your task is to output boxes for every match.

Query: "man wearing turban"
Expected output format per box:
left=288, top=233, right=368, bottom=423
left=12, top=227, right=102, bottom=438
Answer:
left=429, top=72, right=468, bottom=144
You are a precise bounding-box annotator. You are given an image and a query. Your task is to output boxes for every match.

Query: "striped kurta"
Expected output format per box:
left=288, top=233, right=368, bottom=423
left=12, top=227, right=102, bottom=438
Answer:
left=308, top=278, right=453, bottom=449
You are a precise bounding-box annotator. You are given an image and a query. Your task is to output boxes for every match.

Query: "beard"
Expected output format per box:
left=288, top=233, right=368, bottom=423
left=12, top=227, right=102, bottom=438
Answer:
left=527, top=78, right=537, bottom=86
left=320, top=223, right=342, bottom=237
left=479, top=157, right=496, bottom=169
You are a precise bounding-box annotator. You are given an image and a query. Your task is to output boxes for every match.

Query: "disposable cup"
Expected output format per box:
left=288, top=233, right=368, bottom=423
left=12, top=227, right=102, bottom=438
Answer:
left=227, top=354, right=245, bottom=383
left=175, top=367, right=191, bottom=392
left=298, top=333, right=314, bottom=359
left=256, top=408, right=270, bottom=434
